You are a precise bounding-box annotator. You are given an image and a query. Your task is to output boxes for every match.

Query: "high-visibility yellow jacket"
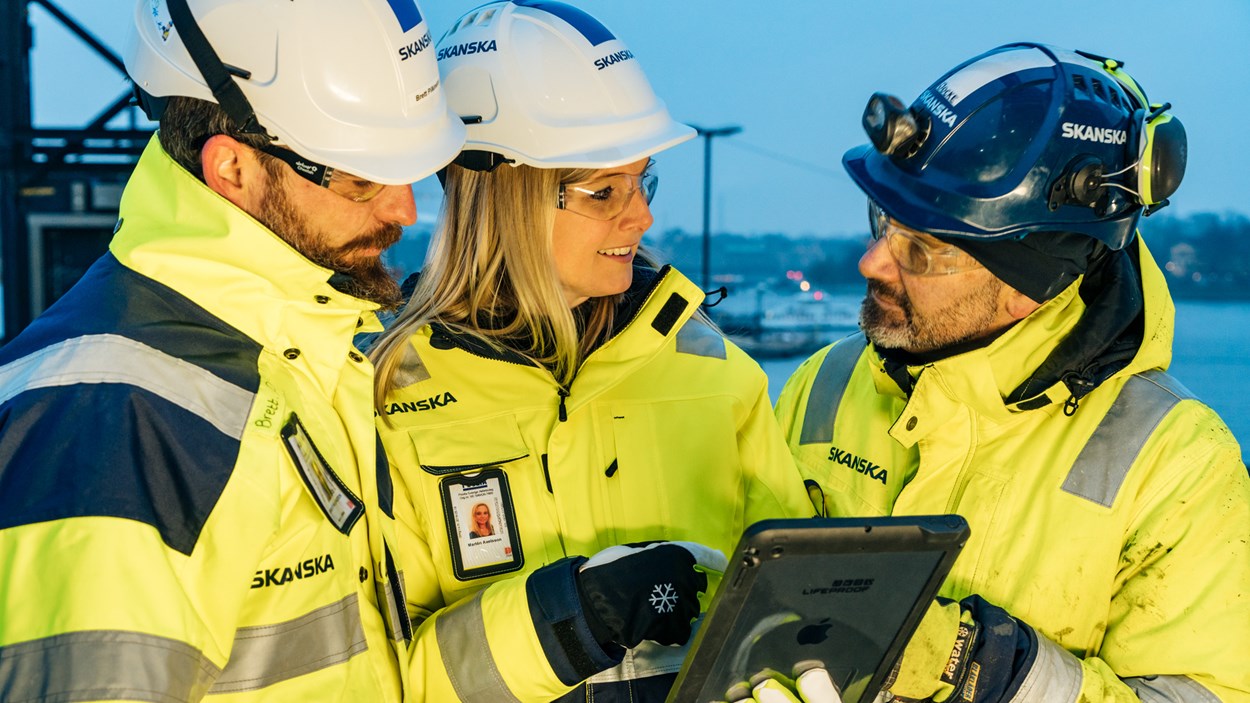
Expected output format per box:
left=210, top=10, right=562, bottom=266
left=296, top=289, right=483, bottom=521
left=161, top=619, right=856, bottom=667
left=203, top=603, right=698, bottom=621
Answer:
left=378, top=265, right=814, bottom=701
left=775, top=239, right=1250, bottom=702
left=0, top=137, right=597, bottom=702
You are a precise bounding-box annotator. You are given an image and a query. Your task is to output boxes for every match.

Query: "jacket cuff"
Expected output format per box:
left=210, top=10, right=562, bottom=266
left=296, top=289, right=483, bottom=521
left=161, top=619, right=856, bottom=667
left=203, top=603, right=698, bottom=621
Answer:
left=526, top=557, right=624, bottom=685
left=957, top=595, right=1040, bottom=703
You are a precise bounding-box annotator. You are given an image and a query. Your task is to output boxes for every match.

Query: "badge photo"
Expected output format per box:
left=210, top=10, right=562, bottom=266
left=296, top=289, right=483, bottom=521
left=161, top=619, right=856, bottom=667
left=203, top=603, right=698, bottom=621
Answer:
left=440, top=467, right=523, bottom=580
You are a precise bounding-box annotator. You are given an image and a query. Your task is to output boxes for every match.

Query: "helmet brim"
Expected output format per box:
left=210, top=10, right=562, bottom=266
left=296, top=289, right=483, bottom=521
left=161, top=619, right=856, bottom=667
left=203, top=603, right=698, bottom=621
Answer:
left=470, top=119, right=697, bottom=170
left=276, top=109, right=468, bottom=186
left=842, top=144, right=1014, bottom=240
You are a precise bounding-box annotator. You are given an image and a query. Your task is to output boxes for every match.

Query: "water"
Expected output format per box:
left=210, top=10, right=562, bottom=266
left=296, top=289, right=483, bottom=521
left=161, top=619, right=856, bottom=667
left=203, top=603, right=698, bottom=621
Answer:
left=758, top=298, right=1250, bottom=453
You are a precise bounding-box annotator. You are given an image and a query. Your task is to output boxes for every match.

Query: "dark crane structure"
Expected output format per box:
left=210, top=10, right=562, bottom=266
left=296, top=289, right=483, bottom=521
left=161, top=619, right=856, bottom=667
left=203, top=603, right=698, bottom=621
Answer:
left=0, top=0, right=151, bottom=342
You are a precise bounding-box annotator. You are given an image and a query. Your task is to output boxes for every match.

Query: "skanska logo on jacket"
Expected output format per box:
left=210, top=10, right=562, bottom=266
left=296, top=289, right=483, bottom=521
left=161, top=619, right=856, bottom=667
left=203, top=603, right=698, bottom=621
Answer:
left=828, top=446, right=888, bottom=485
left=385, top=391, right=457, bottom=415
left=594, top=49, right=634, bottom=70
left=437, top=39, right=497, bottom=61
left=252, top=554, right=335, bottom=588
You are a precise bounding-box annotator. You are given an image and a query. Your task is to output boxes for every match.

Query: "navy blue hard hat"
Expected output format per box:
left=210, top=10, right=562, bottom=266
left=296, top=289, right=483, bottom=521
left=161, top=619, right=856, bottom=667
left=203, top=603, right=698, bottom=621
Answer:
left=843, top=43, right=1183, bottom=251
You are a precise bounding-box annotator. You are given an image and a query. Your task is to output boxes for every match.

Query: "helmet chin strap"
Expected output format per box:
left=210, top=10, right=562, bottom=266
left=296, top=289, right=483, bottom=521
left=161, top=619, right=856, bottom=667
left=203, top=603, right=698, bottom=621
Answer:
left=162, top=0, right=273, bottom=139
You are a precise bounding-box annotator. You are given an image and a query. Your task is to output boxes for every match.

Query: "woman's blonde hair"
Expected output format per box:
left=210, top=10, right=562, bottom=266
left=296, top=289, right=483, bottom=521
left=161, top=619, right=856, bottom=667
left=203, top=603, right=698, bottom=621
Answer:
left=371, top=162, right=631, bottom=410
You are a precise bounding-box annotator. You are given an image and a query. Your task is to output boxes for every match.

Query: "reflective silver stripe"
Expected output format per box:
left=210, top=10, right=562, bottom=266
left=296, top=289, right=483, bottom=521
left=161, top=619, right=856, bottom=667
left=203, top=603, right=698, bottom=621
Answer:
left=1007, top=635, right=1083, bottom=703
left=1062, top=371, right=1195, bottom=507
left=394, top=342, right=432, bottom=389
left=436, top=592, right=523, bottom=703
left=585, top=621, right=698, bottom=683
left=378, top=577, right=405, bottom=644
left=209, top=594, right=368, bottom=694
left=675, top=319, right=727, bottom=360
left=799, top=333, right=867, bottom=445
left=1125, top=675, right=1222, bottom=703
left=0, top=333, right=253, bottom=440
left=0, top=629, right=221, bottom=702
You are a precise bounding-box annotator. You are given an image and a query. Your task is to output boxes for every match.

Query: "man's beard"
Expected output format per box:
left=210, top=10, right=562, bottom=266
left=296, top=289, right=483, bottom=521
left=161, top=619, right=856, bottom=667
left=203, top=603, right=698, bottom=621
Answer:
left=256, top=184, right=404, bottom=309
left=859, top=277, right=1003, bottom=354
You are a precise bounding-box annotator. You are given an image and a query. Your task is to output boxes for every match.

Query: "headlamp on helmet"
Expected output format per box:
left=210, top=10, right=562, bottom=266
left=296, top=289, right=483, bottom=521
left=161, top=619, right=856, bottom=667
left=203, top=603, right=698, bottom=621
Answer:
left=863, top=93, right=930, bottom=160
left=843, top=43, right=1187, bottom=251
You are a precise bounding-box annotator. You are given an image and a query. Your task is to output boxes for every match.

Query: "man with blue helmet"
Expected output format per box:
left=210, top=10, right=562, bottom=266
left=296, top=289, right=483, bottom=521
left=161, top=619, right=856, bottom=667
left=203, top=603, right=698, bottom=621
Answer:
left=775, top=44, right=1250, bottom=702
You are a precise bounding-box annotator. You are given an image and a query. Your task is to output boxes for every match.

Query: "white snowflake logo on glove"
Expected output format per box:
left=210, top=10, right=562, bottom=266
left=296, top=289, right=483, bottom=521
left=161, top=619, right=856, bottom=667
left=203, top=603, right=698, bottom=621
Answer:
left=649, top=583, right=678, bottom=613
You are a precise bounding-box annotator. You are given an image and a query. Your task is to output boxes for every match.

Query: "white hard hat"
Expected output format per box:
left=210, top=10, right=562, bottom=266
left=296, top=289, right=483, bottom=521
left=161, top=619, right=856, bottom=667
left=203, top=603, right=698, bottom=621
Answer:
left=124, top=0, right=465, bottom=184
left=436, top=0, right=695, bottom=169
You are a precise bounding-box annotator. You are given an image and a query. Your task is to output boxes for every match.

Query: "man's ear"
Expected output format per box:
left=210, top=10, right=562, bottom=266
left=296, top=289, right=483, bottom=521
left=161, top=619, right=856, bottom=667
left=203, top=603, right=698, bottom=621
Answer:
left=1004, top=287, right=1043, bottom=321
left=201, top=134, right=269, bottom=214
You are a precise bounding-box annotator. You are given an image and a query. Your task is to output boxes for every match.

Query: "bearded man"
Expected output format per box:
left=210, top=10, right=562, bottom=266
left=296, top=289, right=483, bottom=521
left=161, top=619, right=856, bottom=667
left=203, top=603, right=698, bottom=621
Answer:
left=775, top=44, right=1249, bottom=703
left=0, top=2, right=717, bottom=700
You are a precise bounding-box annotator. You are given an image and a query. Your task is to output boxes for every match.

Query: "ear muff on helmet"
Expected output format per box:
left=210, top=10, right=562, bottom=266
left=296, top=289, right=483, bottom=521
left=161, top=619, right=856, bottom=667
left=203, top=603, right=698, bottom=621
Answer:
left=844, top=43, right=1184, bottom=251
left=1138, top=108, right=1187, bottom=208
left=1057, top=52, right=1188, bottom=216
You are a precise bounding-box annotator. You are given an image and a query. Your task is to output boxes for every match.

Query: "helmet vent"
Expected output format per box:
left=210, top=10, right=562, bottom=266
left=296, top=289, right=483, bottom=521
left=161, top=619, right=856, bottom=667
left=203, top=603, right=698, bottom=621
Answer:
left=479, top=8, right=497, bottom=23
left=1072, top=74, right=1086, bottom=92
left=1091, top=78, right=1106, bottom=100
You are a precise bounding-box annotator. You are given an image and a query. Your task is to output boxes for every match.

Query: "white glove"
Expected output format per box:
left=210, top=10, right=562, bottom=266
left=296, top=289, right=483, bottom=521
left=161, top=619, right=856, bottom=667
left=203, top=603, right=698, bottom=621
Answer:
left=722, top=667, right=843, bottom=703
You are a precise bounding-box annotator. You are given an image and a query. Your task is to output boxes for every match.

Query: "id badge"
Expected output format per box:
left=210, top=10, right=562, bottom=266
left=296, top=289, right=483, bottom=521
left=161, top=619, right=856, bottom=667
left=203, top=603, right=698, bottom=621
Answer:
left=440, top=467, right=524, bottom=581
left=281, top=413, right=364, bottom=535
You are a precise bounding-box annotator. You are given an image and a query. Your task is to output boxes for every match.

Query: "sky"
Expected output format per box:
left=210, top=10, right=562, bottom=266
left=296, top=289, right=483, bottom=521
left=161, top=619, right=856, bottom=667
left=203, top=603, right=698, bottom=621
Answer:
left=26, top=0, right=1250, bottom=238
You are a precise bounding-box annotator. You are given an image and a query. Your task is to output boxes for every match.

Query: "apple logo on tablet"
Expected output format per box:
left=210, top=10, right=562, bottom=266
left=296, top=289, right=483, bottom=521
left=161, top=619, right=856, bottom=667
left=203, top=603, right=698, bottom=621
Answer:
left=796, top=618, right=833, bottom=645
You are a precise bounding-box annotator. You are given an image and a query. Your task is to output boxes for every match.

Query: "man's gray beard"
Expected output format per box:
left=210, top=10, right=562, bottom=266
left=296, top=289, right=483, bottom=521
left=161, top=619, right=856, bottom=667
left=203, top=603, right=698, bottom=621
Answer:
left=255, top=183, right=404, bottom=310
left=859, top=278, right=1002, bottom=353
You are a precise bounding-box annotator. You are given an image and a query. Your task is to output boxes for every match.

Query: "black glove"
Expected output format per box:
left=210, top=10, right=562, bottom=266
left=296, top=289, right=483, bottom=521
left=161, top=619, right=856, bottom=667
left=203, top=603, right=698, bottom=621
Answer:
left=574, top=541, right=727, bottom=649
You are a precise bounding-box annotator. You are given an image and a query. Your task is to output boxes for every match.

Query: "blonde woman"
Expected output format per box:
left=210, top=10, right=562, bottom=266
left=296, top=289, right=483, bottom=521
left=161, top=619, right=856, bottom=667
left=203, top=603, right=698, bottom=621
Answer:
left=371, top=3, right=812, bottom=701
left=468, top=502, right=494, bottom=538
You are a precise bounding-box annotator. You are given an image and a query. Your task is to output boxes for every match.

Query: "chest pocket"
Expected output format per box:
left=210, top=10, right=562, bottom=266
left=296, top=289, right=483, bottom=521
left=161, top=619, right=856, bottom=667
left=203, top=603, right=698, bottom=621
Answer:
left=409, top=415, right=537, bottom=597
left=282, top=412, right=365, bottom=535
left=412, top=414, right=531, bottom=477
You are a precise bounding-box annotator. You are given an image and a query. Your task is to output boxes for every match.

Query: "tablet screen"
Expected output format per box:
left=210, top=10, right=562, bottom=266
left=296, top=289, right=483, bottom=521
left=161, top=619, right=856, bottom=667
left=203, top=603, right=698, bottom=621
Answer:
left=668, top=516, right=969, bottom=703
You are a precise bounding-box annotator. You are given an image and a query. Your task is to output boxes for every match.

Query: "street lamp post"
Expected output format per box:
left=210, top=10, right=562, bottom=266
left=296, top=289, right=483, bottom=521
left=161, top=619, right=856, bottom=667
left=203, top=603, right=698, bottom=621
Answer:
left=689, top=124, right=741, bottom=292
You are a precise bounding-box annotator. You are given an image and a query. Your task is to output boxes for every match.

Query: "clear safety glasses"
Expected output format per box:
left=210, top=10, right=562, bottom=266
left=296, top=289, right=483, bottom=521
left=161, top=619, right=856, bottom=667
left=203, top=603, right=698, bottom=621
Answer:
left=558, top=167, right=658, bottom=221
left=256, top=143, right=387, bottom=203
left=868, top=201, right=982, bottom=276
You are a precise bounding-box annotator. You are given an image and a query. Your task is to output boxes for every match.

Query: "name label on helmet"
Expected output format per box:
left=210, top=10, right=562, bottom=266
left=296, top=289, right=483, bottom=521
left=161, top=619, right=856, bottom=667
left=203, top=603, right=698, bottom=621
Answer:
left=398, top=32, right=432, bottom=61
left=594, top=50, right=635, bottom=71
left=918, top=89, right=957, bottom=128
left=437, top=40, right=498, bottom=61
left=1061, top=122, right=1127, bottom=145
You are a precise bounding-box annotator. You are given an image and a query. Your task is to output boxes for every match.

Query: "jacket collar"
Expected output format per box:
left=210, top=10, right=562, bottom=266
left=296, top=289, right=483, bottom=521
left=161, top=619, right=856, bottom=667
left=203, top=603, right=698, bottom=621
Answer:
left=868, top=235, right=1174, bottom=434
left=111, top=136, right=383, bottom=352
left=427, top=264, right=705, bottom=370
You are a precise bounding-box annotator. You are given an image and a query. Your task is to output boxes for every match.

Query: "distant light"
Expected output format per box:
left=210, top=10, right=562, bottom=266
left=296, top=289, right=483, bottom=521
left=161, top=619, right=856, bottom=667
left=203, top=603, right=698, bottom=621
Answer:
left=813, top=291, right=824, bottom=301
left=799, top=280, right=811, bottom=292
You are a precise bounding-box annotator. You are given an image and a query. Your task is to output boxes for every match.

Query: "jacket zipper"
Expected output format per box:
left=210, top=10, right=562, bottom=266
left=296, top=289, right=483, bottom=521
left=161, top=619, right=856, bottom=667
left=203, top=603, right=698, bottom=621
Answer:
left=943, top=407, right=981, bottom=515
left=556, top=386, right=570, bottom=422
left=553, top=267, right=676, bottom=425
